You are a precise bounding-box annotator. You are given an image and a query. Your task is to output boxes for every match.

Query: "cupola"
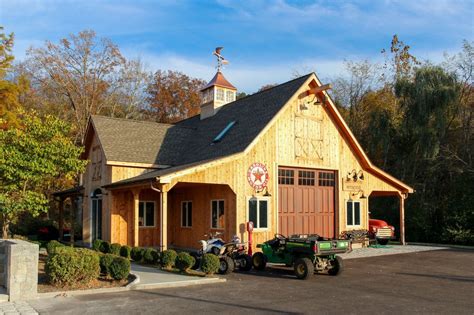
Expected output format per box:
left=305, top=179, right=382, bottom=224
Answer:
left=200, top=47, right=237, bottom=120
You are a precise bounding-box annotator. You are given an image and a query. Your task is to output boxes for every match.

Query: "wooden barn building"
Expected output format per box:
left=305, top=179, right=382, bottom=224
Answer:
left=67, top=70, right=413, bottom=250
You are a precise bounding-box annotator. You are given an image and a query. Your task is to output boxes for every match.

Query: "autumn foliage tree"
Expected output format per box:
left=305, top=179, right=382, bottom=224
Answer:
left=146, top=70, right=205, bottom=123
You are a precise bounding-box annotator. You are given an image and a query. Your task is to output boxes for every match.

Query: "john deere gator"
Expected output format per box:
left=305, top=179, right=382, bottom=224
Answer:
left=252, top=234, right=351, bottom=280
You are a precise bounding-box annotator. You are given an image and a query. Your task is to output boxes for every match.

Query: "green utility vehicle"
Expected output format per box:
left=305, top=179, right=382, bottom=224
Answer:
left=252, top=234, right=351, bottom=280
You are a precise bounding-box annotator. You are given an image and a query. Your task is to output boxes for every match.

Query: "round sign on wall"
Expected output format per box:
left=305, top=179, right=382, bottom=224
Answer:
left=247, top=162, right=269, bottom=191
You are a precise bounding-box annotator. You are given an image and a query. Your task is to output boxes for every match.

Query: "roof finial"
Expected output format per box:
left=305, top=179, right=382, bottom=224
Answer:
left=213, top=47, right=229, bottom=72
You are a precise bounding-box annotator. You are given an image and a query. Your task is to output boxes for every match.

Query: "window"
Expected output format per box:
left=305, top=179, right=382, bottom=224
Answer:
left=181, top=201, right=192, bottom=227
left=213, top=121, right=236, bottom=143
left=346, top=200, right=361, bottom=226
left=226, top=90, right=235, bottom=102
left=298, top=170, right=315, bottom=186
left=319, top=172, right=335, bottom=186
left=211, top=200, right=225, bottom=229
left=139, top=201, right=155, bottom=227
left=248, top=198, right=269, bottom=229
left=278, top=169, right=294, bottom=185
left=216, top=88, right=225, bottom=101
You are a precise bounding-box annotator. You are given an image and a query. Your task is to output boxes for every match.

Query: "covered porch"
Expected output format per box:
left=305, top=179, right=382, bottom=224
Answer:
left=108, top=181, right=236, bottom=250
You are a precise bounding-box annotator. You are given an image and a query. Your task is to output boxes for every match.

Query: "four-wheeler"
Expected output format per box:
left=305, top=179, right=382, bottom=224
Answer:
left=252, top=234, right=351, bottom=280
left=216, top=235, right=253, bottom=274
left=368, top=218, right=395, bottom=245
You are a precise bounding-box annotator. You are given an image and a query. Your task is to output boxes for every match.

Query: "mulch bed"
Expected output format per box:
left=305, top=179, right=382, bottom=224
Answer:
left=38, top=253, right=133, bottom=293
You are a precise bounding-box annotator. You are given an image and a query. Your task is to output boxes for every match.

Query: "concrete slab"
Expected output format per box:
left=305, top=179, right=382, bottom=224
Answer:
left=339, top=244, right=445, bottom=260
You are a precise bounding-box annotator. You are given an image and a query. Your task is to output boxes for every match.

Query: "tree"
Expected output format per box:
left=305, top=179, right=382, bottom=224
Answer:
left=258, top=84, right=278, bottom=92
left=381, top=34, right=421, bottom=81
left=146, top=70, right=205, bottom=123
left=24, top=30, right=149, bottom=141
left=0, top=111, right=86, bottom=238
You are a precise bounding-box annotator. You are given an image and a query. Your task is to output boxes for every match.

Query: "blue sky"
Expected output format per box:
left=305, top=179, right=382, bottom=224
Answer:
left=1, top=0, right=472, bottom=92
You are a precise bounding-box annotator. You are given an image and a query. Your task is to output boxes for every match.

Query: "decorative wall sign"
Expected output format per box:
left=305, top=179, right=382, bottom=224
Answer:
left=342, top=169, right=365, bottom=191
left=247, top=163, right=269, bottom=191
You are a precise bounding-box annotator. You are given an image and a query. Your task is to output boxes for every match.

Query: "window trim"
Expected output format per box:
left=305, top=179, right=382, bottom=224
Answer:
left=139, top=200, right=156, bottom=228
left=346, top=199, right=362, bottom=228
left=181, top=200, right=193, bottom=228
left=247, top=197, right=270, bottom=231
left=210, top=199, right=225, bottom=230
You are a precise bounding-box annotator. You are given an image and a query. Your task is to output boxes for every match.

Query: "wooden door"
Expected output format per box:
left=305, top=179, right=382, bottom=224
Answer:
left=278, top=167, right=335, bottom=238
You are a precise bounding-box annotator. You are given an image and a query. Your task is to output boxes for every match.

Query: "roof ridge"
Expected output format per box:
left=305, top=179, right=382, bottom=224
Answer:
left=91, top=115, right=175, bottom=127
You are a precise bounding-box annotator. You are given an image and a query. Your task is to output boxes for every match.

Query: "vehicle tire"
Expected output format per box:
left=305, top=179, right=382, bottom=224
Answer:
left=252, top=252, right=267, bottom=271
left=377, top=238, right=389, bottom=246
left=238, top=254, right=252, bottom=271
left=294, top=258, right=314, bottom=280
left=190, top=252, right=201, bottom=270
left=211, top=246, right=221, bottom=256
left=328, top=256, right=343, bottom=276
left=218, top=256, right=235, bottom=274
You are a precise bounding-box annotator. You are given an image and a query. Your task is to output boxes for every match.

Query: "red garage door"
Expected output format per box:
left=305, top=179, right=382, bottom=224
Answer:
left=278, top=168, right=335, bottom=238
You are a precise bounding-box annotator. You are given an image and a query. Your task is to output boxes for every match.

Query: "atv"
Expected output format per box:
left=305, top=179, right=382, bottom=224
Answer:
left=217, top=238, right=252, bottom=274
left=252, top=234, right=351, bottom=280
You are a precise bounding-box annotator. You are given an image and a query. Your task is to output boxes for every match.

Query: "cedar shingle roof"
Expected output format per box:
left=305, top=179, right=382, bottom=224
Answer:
left=99, top=73, right=312, bottom=187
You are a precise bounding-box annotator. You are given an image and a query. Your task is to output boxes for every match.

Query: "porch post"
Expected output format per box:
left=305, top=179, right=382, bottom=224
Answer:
left=70, top=197, right=75, bottom=245
left=160, top=189, right=168, bottom=251
left=399, top=193, right=406, bottom=245
left=132, top=189, right=140, bottom=247
left=58, top=198, right=64, bottom=241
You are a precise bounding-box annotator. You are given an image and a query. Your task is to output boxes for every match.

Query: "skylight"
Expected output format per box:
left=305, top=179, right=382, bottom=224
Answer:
left=213, top=121, right=236, bottom=143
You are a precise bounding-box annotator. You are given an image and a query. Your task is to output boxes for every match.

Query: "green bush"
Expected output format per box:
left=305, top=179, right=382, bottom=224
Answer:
left=46, top=248, right=100, bottom=286
left=175, top=252, right=195, bottom=272
left=92, top=239, right=103, bottom=251
left=100, top=241, right=111, bottom=254
left=46, top=240, right=64, bottom=255
left=100, top=254, right=115, bottom=275
left=143, top=248, right=160, bottom=264
left=110, top=243, right=121, bottom=256
left=201, top=254, right=220, bottom=274
left=131, top=247, right=144, bottom=261
left=120, top=245, right=132, bottom=259
left=109, top=256, right=131, bottom=280
left=161, top=249, right=177, bottom=269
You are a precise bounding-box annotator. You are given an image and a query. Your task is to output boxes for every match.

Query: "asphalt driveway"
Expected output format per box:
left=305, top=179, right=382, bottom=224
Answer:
left=30, top=248, right=474, bottom=314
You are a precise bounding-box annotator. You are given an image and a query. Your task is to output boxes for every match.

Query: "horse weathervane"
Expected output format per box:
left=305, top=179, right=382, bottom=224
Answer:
left=213, top=47, right=229, bottom=72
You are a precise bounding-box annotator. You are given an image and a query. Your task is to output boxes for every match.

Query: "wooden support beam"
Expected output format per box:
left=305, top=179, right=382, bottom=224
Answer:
left=160, top=190, right=168, bottom=251
left=132, top=189, right=140, bottom=247
left=298, top=83, right=332, bottom=99
left=399, top=193, right=406, bottom=245
left=70, top=197, right=75, bottom=245
left=58, top=198, right=64, bottom=241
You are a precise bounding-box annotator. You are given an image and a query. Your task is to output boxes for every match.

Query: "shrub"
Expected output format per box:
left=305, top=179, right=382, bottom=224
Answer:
left=46, top=240, right=65, bottom=255
left=110, top=243, right=122, bottom=256
left=175, top=252, right=196, bottom=272
left=201, top=254, right=220, bottom=274
left=131, top=247, right=144, bottom=262
left=120, top=245, right=132, bottom=259
left=143, top=248, right=160, bottom=264
left=92, top=239, right=103, bottom=251
left=109, top=256, right=131, bottom=280
left=100, top=254, right=115, bottom=275
left=161, top=249, right=177, bottom=269
left=46, top=248, right=100, bottom=286
left=100, top=241, right=111, bottom=254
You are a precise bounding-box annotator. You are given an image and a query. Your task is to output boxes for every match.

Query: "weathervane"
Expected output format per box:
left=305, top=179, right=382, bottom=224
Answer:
left=213, top=47, right=229, bottom=72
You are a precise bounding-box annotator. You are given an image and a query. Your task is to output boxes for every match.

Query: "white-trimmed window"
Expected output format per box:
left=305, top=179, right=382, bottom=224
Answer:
left=226, top=90, right=235, bottom=102
left=181, top=201, right=192, bottom=227
left=346, top=200, right=361, bottom=227
left=211, top=200, right=225, bottom=229
left=216, top=88, right=225, bottom=101
left=248, top=198, right=269, bottom=229
left=139, top=201, right=155, bottom=227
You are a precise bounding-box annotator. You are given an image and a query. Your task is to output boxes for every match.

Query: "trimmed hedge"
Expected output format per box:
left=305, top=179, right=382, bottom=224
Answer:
left=46, top=240, right=65, bottom=255
left=201, top=254, right=220, bottom=274
left=100, top=254, right=115, bottom=275
left=100, top=241, right=111, bottom=254
left=92, top=239, right=103, bottom=252
left=46, top=248, right=100, bottom=286
left=110, top=243, right=122, bottom=256
left=143, top=248, right=160, bottom=264
left=175, top=252, right=195, bottom=272
left=120, top=245, right=132, bottom=259
left=109, top=256, right=130, bottom=280
left=131, top=247, right=144, bottom=262
left=161, top=250, right=177, bottom=269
